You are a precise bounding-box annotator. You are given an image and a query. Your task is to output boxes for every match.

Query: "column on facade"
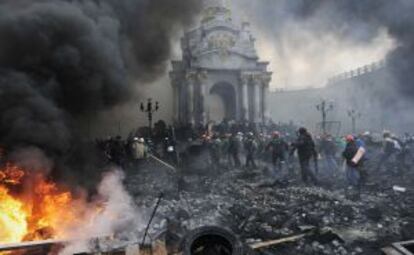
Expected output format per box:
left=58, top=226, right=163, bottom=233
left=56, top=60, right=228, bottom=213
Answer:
left=234, top=84, right=240, bottom=121
left=201, top=83, right=209, bottom=125
left=194, top=83, right=200, bottom=124
left=186, top=72, right=196, bottom=125
left=188, top=81, right=195, bottom=124
left=172, top=83, right=179, bottom=123
left=170, top=73, right=182, bottom=124
left=240, top=74, right=249, bottom=121
left=197, top=70, right=208, bottom=125
left=261, top=84, right=266, bottom=123
left=262, top=74, right=271, bottom=123
left=253, top=74, right=262, bottom=123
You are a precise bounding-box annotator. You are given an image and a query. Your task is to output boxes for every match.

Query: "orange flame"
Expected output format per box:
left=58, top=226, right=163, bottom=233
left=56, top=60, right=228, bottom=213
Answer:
left=0, top=163, right=24, bottom=185
left=0, top=162, right=100, bottom=245
left=0, top=185, right=28, bottom=243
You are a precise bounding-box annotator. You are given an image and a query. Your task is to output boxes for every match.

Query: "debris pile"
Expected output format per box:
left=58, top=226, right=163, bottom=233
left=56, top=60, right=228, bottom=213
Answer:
left=125, top=163, right=414, bottom=254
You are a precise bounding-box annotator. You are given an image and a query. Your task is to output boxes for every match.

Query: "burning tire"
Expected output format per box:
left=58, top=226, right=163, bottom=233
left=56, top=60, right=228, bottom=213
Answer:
left=182, top=226, right=244, bottom=255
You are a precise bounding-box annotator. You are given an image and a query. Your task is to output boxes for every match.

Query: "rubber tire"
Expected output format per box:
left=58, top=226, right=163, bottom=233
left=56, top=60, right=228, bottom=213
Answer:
left=182, top=226, right=244, bottom=255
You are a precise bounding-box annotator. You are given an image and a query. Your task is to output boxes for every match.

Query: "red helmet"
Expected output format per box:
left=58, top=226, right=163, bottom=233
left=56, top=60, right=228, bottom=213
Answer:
left=345, top=135, right=355, bottom=142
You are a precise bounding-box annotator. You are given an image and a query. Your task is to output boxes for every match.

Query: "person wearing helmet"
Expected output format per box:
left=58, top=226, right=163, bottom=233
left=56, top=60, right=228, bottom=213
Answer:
left=290, top=127, right=318, bottom=185
left=131, top=137, right=148, bottom=168
left=228, top=132, right=242, bottom=168
left=164, top=136, right=177, bottom=164
left=402, top=133, right=414, bottom=171
left=244, top=132, right=258, bottom=169
left=266, top=131, right=289, bottom=175
left=342, top=134, right=366, bottom=191
left=319, top=133, right=338, bottom=176
left=110, top=136, right=126, bottom=167
left=221, top=133, right=232, bottom=169
left=208, top=134, right=222, bottom=171
left=361, top=131, right=374, bottom=146
left=377, top=131, right=402, bottom=172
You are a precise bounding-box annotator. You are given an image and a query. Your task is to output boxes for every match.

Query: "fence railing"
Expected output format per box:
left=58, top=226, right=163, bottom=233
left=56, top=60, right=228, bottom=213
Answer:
left=327, top=60, right=386, bottom=84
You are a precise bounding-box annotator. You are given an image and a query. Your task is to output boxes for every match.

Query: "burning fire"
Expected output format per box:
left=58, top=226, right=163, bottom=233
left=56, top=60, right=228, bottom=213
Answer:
left=0, top=185, right=27, bottom=244
left=0, top=161, right=99, bottom=245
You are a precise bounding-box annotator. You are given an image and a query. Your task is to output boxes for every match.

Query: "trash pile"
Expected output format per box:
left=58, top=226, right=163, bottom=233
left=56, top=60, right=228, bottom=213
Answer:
left=125, top=161, right=414, bottom=254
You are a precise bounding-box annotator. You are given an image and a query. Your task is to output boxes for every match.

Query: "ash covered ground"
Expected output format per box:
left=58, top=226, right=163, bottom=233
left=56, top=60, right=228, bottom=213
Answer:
left=122, top=150, right=414, bottom=255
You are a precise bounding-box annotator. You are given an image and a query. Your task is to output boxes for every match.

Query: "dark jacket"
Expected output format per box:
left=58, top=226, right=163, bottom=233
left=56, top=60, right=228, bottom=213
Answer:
left=267, top=138, right=289, bottom=156
left=342, top=141, right=361, bottom=167
left=229, top=136, right=241, bottom=154
left=291, top=133, right=317, bottom=160
left=383, top=138, right=401, bottom=155
left=244, top=138, right=257, bottom=155
left=320, top=138, right=337, bottom=156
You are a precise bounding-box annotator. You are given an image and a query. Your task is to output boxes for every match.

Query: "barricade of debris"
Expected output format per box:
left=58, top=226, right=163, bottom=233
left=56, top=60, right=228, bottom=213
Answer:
left=125, top=160, right=414, bottom=255
left=1, top=163, right=412, bottom=255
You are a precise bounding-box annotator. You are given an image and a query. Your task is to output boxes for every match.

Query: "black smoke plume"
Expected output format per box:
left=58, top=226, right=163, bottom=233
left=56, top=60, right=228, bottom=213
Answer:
left=0, top=0, right=200, bottom=187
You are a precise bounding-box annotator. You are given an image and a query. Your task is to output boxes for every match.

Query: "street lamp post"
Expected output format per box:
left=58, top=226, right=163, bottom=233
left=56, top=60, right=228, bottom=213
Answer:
left=347, top=109, right=362, bottom=134
left=316, top=100, right=334, bottom=134
left=140, top=98, right=159, bottom=138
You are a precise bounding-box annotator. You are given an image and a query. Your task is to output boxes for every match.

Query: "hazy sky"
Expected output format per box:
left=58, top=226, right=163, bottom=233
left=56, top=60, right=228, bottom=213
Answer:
left=171, top=0, right=396, bottom=90
left=228, top=0, right=395, bottom=90
left=254, top=27, right=394, bottom=90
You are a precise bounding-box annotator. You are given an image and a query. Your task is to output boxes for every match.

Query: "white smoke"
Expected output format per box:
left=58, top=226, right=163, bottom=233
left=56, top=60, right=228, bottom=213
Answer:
left=59, top=169, right=143, bottom=255
left=230, top=0, right=395, bottom=90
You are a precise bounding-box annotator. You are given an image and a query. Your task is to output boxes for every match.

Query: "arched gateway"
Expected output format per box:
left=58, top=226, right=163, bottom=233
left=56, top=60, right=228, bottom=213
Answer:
left=169, top=1, right=272, bottom=125
left=209, top=82, right=236, bottom=121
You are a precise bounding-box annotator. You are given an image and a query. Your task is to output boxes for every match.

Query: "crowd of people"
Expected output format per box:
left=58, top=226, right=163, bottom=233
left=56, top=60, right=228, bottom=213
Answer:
left=96, top=135, right=149, bottom=168
left=96, top=119, right=414, bottom=197
left=95, top=120, right=295, bottom=168
left=203, top=126, right=414, bottom=190
left=96, top=132, right=177, bottom=169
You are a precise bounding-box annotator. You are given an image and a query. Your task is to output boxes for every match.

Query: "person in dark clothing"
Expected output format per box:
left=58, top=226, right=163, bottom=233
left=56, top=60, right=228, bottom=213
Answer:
left=319, top=134, right=338, bottom=176
left=111, top=136, right=126, bottom=167
left=290, top=127, right=318, bottom=184
left=342, top=135, right=365, bottom=189
left=403, top=133, right=414, bottom=169
left=244, top=132, right=257, bottom=169
left=392, top=135, right=409, bottom=173
left=221, top=133, right=232, bottom=169
left=228, top=133, right=242, bottom=168
left=377, top=131, right=401, bottom=172
left=267, top=131, right=289, bottom=174
left=208, top=135, right=222, bottom=170
left=163, top=137, right=178, bottom=165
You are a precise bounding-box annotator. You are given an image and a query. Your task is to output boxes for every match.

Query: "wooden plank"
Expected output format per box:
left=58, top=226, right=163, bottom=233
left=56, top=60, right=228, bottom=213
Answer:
left=0, top=239, right=67, bottom=252
left=250, top=233, right=309, bottom=250
left=392, top=240, right=414, bottom=255
left=0, top=237, right=108, bottom=252
left=381, top=247, right=403, bottom=255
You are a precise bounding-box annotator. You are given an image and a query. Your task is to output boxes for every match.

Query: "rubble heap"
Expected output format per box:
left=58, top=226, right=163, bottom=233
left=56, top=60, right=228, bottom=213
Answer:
left=126, top=162, right=414, bottom=255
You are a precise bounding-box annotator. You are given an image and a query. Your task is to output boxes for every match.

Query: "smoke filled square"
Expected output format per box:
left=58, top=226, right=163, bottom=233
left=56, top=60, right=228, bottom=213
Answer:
left=0, top=0, right=414, bottom=255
